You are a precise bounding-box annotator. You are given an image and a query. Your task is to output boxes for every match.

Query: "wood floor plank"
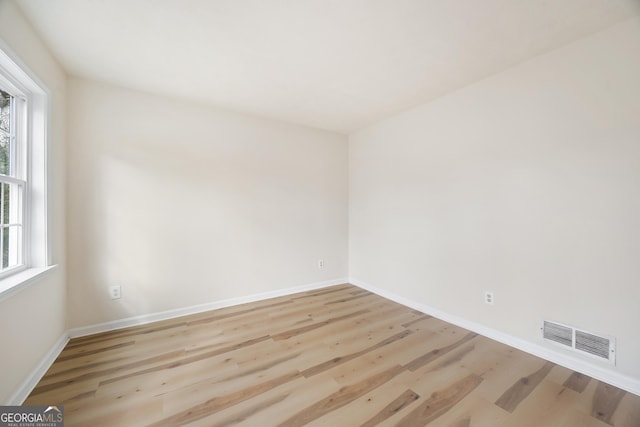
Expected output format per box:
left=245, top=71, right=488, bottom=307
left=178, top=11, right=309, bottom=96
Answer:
left=24, top=378, right=100, bottom=406
left=93, top=345, right=243, bottom=401
left=315, top=302, right=421, bottom=348
left=591, top=381, right=627, bottom=425
left=55, top=340, right=136, bottom=362
left=324, top=291, right=374, bottom=305
left=404, top=331, right=478, bottom=371
left=197, top=393, right=291, bottom=427
left=420, top=342, right=476, bottom=375
left=317, top=330, right=439, bottom=388
left=278, top=365, right=405, bottom=426
left=401, top=314, right=433, bottom=329
left=502, top=380, right=574, bottom=426
left=301, top=329, right=412, bottom=377
left=153, top=371, right=301, bottom=426
left=395, top=373, right=483, bottom=426
left=65, top=319, right=186, bottom=348
left=29, top=349, right=188, bottom=396
left=278, top=315, right=424, bottom=385
left=428, top=395, right=509, bottom=427
left=449, top=418, right=471, bottom=427
left=610, top=392, right=640, bottom=427
left=304, top=379, right=417, bottom=427
left=359, top=389, right=420, bottom=427
left=468, top=344, right=550, bottom=403
left=24, top=284, right=640, bottom=427
left=271, top=309, right=370, bottom=341
left=100, top=335, right=271, bottom=387
left=201, top=371, right=339, bottom=427
left=494, top=360, right=555, bottom=413
left=559, top=410, right=615, bottom=427
left=289, top=284, right=353, bottom=300
left=564, top=371, right=592, bottom=393
left=70, top=395, right=164, bottom=427
left=156, top=346, right=307, bottom=417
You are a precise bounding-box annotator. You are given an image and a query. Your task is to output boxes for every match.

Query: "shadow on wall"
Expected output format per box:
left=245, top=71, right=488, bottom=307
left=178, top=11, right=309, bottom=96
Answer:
left=70, top=135, right=338, bottom=326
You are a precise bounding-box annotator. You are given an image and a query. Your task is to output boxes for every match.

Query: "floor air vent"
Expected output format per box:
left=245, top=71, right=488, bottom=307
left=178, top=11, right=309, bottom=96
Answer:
left=543, top=321, right=572, bottom=347
left=575, top=330, right=611, bottom=360
left=542, top=320, right=615, bottom=364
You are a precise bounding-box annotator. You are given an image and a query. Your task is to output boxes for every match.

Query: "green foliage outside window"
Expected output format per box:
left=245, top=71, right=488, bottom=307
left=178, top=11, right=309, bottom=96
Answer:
left=0, top=89, right=12, bottom=268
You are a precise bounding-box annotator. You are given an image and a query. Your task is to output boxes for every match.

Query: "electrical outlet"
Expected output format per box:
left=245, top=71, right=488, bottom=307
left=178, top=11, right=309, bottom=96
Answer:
left=109, top=285, right=121, bottom=300
left=318, top=259, right=324, bottom=269
left=484, top=291, right=494, bottom=305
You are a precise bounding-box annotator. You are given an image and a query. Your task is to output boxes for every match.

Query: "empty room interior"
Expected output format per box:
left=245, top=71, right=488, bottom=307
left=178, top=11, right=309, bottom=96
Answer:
left=1, top=0, right=640, bottom=425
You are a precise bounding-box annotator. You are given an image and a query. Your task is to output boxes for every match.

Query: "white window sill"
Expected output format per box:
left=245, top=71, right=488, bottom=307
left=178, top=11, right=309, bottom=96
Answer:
left=0, top=265, right=58, bottom=303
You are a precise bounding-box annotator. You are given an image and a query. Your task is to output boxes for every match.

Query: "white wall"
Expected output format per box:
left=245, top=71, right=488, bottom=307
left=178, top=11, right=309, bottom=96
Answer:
left=0, top=0, right=67, bottom=403
left=350, top=17, right=640, bottom=381
left=67, top=78, right=348, bottom=328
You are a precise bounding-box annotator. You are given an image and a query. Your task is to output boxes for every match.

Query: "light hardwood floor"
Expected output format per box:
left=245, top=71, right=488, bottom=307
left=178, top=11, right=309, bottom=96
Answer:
left=25, top=284, right=640, bottom=426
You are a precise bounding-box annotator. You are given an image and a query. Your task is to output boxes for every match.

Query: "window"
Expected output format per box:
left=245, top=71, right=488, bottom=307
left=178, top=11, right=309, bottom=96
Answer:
left=0, top=43, right=51, bottom=292
left=0, top=87, right=25, bottom=274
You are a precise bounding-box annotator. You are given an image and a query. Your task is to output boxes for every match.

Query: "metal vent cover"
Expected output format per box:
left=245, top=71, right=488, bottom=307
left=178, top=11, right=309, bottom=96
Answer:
left=575, top=330, right=610, bottom=360
left=543, top=321, right=572, bottom=347
left=541, top=320, right=615, bottom=364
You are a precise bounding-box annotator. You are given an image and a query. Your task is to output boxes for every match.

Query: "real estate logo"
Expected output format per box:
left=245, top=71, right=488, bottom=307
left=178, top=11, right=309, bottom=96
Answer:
left=0, top=406, right=63, bottom=427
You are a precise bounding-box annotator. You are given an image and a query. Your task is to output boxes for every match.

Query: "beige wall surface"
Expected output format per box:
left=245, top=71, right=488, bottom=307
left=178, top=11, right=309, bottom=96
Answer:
left=0, top=1, right=67, bottom=403
left=66, top=78, right=348, bottom=328
left=349, top=18, right=640, bottom=380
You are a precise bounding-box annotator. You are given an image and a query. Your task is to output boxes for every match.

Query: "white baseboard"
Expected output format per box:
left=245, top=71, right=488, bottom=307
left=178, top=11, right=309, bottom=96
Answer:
left=67, top=278, right=347, bottom=339
left=351, top=278, right=640, bottom=396
left=7, top=333, right=69, bottom=405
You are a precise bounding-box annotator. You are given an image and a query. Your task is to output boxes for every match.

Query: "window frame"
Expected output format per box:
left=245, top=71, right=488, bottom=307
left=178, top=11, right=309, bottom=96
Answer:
left=0, top=83, right=28, bottom=277
left=0, top=40, right=54, bottom=298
